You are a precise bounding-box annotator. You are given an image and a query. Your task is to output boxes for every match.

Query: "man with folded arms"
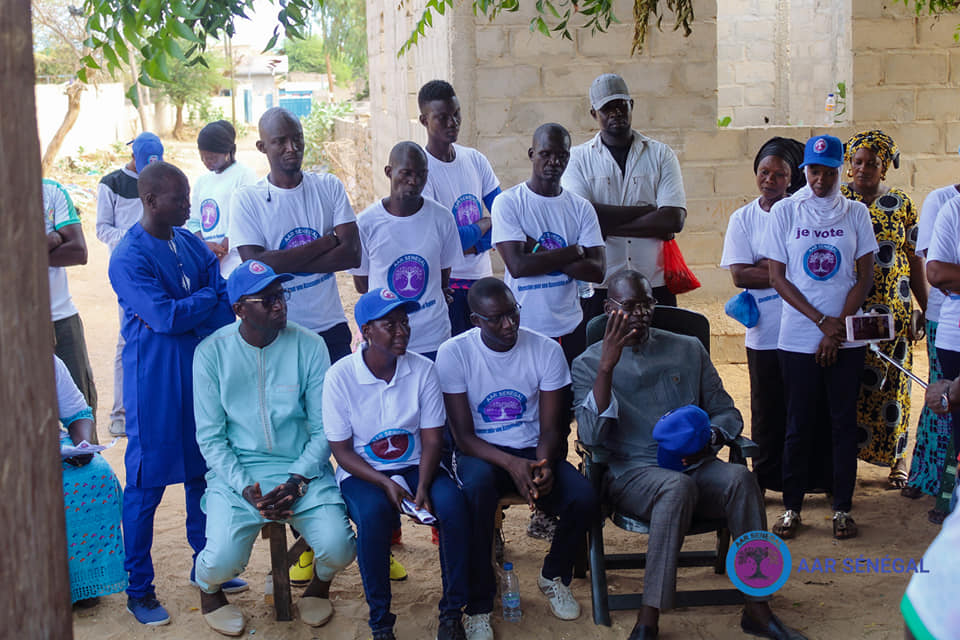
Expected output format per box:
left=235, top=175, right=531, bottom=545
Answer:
left=572, top=270, right=805, bottom=640
left=191, top=260, right=356, bottom=636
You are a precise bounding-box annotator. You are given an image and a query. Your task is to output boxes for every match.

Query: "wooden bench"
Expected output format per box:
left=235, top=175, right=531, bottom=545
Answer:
left=260, top=523, right=311, bottom=621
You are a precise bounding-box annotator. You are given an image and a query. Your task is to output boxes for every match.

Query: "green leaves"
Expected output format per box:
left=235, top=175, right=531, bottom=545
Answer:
left=80, top=0, right=311, bottom=105
left=400, top=0, right=635, bottom=57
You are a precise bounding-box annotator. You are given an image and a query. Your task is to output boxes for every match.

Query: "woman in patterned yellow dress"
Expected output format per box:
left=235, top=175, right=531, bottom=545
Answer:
left=841, top=130, right=927, bottom=488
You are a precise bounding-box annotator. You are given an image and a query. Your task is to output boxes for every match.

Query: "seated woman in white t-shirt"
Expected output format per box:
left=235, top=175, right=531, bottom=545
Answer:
left=322, top=289, right=471, bottom=640
left=763, top=135, right=878, bottom=541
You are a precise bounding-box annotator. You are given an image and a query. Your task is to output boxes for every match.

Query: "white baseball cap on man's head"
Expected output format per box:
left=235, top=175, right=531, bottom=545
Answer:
left=589, top=73, right=631, bottom=111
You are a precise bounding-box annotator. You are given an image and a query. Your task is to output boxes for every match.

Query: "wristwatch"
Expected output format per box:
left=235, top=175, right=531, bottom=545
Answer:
left=575, top=245, right=586, bottom=260
left=941, top=392, right=951, bottom=412
left=288, top=476, right=309, bottom=497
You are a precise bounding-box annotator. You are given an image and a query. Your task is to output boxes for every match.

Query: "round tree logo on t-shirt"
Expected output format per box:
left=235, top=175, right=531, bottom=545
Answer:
left=538, top=232, right=567, bottom=276
left=802, top=244, right=841, bottom=281
left=478, top=389, right=528, bottom=423
left=280, top=227, right=321, bottom=249
left=452, top=194, right=482, bottom=226
left=726, top=530, right=792, bottom=597
left=364, top=428, right=414, bottom=464
left=200, top=198, right=220, bottom=232
left=388, top=254, right=428, bottom=300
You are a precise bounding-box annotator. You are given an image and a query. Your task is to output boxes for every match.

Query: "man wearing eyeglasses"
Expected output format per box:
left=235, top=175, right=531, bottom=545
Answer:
left=572, top=270, right=804, bottom=640
left=436, top=278, right=599, bottom=636
left=191, top=259, right=356, bottom=636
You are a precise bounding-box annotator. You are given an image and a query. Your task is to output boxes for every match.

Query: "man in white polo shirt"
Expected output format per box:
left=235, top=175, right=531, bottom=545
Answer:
left=352, top=141, right=461, bottom=360
left=231, top=107, right=361, bottom=363
left=491, top=122, right=605, bottom=366
left=437, top=278, right=599, bottom=637
left=562, top=73, right=687, bottom=316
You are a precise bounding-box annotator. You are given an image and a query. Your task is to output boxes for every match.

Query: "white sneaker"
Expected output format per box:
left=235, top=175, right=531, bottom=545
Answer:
left=537, top=573, right=580, bottom=620
left=109, top=419, right=126, bottom=437
left=464, top=612, right=494, bottom=640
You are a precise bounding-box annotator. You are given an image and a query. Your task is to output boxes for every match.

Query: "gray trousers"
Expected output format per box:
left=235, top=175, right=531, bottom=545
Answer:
left=111, top=305, right=125, bottom=424
left=608, top=458, right=767, bottom=610
left=54, top=313, right=98, bottom=444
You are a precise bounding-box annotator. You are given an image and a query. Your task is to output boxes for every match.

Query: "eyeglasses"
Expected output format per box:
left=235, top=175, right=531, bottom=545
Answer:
left=244, top=289, right=291, bottom=309
left=471, top=304, right=521, bottom=325
left=607, top=297, right=655, bottom=315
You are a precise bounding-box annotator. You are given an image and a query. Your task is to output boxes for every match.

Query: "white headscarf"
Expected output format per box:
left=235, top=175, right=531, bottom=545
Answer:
left=788, top=166, right=849, bottom=225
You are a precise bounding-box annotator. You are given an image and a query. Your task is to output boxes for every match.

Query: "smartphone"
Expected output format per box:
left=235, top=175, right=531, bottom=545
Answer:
left=846, top=313, right=895, bottom=343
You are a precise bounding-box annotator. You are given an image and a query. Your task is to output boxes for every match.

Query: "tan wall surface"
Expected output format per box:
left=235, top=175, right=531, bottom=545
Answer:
left=367, top=0, right=960, bottom=362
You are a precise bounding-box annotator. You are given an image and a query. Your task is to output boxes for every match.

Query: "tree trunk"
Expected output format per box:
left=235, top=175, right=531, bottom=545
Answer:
left=127, top=48, right=149, bottom=131
left=173, top=103, right=185, bottom=140
left=325, top=50, right=335, bottom=102
left=40, top=80, right=84, bottom=175
left=0, top=0, right=74, bottom=637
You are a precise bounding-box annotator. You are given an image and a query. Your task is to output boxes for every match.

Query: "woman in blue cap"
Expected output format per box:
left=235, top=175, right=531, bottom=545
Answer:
left=762, top=134, right=879, bottom=540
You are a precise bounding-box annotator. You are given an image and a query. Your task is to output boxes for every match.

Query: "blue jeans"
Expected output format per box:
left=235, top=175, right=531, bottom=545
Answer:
left=123, top=475, right=206, bottom=598
left=341, top=466, right=469, bottom=634
left=454, top=446, right=598, bottom=614
left=447, top=285, right=474, bottom=337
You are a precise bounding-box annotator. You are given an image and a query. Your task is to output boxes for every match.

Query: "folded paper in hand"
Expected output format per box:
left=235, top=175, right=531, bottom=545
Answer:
left=390, top=475, right=437, bottom=525
left=60, top=438, right=118, bottom=459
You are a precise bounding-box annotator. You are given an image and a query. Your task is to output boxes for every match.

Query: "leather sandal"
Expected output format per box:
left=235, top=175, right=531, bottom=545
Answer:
left=832, top=511, right=858, bottom=539
left=203, top=604, right=245, bottom=637
left=900, top=485, right=924, bottom=499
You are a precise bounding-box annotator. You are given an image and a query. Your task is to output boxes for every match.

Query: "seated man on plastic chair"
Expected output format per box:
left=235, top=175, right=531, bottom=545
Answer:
left=571, top=270, right=805, bottom=640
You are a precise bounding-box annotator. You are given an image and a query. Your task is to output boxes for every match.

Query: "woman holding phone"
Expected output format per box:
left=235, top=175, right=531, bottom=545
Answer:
left=763, top=135, right=878, bottom=540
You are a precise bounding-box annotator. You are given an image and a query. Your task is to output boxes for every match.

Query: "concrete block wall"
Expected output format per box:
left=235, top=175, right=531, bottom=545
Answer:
left=366, top=0, right=960, bottom=361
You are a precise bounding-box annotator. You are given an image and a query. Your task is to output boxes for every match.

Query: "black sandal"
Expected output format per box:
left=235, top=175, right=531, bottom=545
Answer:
left=901, top=485, right=924, bottom=499
left=833, top=511, right=858, bottom=539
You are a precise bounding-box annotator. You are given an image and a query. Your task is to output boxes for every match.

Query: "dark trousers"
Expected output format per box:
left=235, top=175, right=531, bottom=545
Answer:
left=747, top=348, right=787, bottom=492
left=54, top=313, right=98, bottom=442
left=779, top=348, right=865, bottom=513
left=936, top=348, right=960, bottom=449
left=652, top=285, right=677, bottom=307
left=341, top=466, right=469, bottom=633
left=123, top=476, right=206, bottom=598
left=453, top=446, right=598, bottom=614
left=448, top=286, right=474, bottom=337
left=319, top=322, right=352, bottom=363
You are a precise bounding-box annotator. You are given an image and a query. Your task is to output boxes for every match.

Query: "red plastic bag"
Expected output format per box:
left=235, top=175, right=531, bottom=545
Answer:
left=663, top=238, right=701, bottom=295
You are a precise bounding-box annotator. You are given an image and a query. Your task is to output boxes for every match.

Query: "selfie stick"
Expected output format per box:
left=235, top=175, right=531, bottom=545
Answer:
left=868, top=342, right=927, bottom=389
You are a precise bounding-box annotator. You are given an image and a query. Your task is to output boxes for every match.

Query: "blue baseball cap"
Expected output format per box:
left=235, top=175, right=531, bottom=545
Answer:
left=355, top=288, right=420, bottom=327
left=799, top=134, right=844, bottom=169
left=653, top=405, right=712, bottom=472
left=227, top=260, right=294, bottom=305
left=130, top=132, right=164, bottom=173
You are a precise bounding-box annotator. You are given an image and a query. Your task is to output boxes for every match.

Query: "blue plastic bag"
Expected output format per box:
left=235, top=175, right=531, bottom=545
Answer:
left=724, top=290, right=760, bottom=328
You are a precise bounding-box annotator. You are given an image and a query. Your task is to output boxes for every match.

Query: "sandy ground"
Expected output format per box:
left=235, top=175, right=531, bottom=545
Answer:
left=58, top=137, right=944, bottom=640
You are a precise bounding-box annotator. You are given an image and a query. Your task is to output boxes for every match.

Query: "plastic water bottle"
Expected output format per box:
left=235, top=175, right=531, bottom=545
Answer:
left=501, top=562, right=521, bottom=622
left=824, top=93, right=836, bottom=124
left=577, top=280, right=595, bottom=299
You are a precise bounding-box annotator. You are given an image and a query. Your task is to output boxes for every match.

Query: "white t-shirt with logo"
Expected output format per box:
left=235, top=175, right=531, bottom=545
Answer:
left=435, top=327, right=570, bottom=450
left=351, top=198, right=461, bottom=354
left=322, top=349, right=446, bottom=484
left=925, top=198, right=960, bottom=351
left=230, top=172, right=356, bottom=333
left=917, top=185, right=960, bottom=324
left=763, top=195, right=878, bottom=354
left=720, top=198, right=782, bottom=351
left=42, top=180, right=80, bottom=322
left=187, top=162, right=257, bottom=277
left=423, top=144, right=500, bottom=281
left=491, top=183, right=605, bottom=338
